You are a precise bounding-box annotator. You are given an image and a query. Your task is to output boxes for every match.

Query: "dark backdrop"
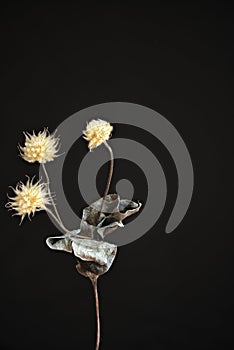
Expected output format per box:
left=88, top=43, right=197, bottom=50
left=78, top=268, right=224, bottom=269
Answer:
left=0, top=2, right=233, bottom=350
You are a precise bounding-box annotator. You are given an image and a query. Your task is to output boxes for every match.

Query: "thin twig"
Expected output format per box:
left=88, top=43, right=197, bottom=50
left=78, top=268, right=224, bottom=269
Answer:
left=45, top=207, right=69, bottom=234
left=91, top=277, right=100, bottom=350
left=99, top=141, right=114, bottom=214
left=42, top=163, right=64, bottom=225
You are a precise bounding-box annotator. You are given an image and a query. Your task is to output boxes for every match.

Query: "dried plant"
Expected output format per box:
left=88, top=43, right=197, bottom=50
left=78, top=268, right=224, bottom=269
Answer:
left=6, top=121, right=142, bottom=350
left=6, top=177, right=50, bottom=223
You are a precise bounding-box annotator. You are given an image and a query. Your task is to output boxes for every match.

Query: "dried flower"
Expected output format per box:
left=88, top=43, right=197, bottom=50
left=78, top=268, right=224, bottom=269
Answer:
left=83, top=119, right=113, bottom=150
left=19, top=128, right=60, bottom=163
left=6, top=119, right=144, bottom=350
left=6, top=177, right=50, bottom=222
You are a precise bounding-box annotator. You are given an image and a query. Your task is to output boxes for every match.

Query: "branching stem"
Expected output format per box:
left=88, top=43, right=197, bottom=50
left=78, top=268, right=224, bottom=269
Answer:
left=42, top=163, right=68, bottom=231
left=45, top=208, right=69, bottom=234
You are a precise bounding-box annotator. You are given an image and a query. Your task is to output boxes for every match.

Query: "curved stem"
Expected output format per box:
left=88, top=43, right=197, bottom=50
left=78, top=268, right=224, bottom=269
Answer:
left=91, top=277, right=100, bottom=350
left=100, top=141, right=114, bottom=214
left=42, top=163, right=64, bottom=225
left=45, top=207, right=69, bottom=234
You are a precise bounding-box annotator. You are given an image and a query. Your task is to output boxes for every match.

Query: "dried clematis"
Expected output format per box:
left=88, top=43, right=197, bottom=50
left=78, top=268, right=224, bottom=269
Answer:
left=83, top=119, right=113, bottom=151
left=5, top=176, right=69, bottom=233
left=6, top=177, right=50, bottom=223
left=82, top=119, right=141, bottom=349
left=19, top=128, right=60, bottom=164
left=19, top=128, right=66, bottom=232
left=83, top=119, right=115, bottom=216
left=6, top=120, right=142, bottom=350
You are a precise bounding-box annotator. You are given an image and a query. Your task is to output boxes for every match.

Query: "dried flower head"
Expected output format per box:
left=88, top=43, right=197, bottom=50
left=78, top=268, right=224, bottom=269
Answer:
left=6, top=177, right=50, bottom=222
left=19, top=128, right=60, bottom=163
left=83, top=119, right=113, bottom=150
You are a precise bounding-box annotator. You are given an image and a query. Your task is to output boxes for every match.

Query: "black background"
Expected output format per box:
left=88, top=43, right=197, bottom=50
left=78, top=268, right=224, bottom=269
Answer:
left=1, top=2, right=233, bottom=350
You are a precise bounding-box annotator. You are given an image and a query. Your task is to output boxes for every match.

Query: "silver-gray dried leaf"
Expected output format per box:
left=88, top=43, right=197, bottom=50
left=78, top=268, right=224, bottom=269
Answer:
left=80, top=194, right=142, bottom=239
left=46, top=194, right=141, bottom=278
left=46, top=231, right=117, bottom=278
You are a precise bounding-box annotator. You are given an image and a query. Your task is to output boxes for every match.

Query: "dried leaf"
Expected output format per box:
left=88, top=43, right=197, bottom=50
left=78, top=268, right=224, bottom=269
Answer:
left=80, top=194, right=142, bottom=239
left=46, top=194, right=141, bottom=278
left=46, top=231, right=117, bottom=278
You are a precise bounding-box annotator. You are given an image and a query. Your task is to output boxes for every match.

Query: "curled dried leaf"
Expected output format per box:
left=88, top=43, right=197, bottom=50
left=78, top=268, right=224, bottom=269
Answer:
left=46, top=194, right=141, bottom=279
left=80, top=194, right=142, bottom=239
left=46, top=231, right=117, bottom=278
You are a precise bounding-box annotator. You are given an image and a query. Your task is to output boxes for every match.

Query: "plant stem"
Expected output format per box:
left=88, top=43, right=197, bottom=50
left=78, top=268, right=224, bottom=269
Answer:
left=45, top=207, right=69, bottom=234
left=100, top=141, right=114, bottom=214
left=42, top=163, right=65, bottom=226
left=91, top=277, right=100, bottom=350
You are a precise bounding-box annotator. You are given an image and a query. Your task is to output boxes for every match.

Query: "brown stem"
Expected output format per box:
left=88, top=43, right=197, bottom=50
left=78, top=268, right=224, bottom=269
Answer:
left=91, top=277, right=100, bottom=350
left=100, top=141, right=114, bottom=214
left=42, top=163, right=66, bottom=227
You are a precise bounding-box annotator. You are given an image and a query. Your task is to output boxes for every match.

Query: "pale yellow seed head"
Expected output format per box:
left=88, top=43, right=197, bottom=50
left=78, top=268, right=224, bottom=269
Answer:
left=6, top=177, right=50, bottom=223
left=83, top=119, right=113, bottom=150
left=19, top=129, right=60, bottom=163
